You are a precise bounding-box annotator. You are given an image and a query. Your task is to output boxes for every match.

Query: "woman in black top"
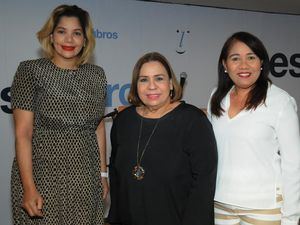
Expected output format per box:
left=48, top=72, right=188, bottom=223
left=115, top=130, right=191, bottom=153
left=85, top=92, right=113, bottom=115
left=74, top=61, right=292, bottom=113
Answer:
left=107, top=52, right=217, bottom=225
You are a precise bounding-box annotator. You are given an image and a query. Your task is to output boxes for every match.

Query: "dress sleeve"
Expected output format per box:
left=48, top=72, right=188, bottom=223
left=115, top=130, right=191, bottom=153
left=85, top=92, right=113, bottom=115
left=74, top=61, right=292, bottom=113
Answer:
left=182, top=111, right=218, bottom=225
left=107, top=117, right=121, bottom=224
left=275, top=96, right=300, bottom=225
left=11, top=61, right=36, bottom=111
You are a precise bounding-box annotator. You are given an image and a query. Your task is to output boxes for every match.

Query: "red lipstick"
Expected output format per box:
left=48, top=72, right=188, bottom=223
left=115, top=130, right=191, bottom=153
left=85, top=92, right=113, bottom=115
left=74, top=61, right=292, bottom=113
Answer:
left=62, top=46, right=75, bottom=51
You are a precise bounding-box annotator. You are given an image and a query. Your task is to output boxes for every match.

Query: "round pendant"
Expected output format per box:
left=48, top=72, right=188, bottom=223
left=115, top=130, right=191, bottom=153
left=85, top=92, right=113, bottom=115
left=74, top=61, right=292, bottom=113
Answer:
left=132, top=165, right=145, bottom=180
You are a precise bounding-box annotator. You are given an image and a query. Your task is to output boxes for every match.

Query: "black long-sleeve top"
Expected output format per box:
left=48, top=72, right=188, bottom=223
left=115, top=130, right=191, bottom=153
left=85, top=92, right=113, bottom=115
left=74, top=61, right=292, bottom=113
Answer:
left=107, top=102, right=217, bottom=225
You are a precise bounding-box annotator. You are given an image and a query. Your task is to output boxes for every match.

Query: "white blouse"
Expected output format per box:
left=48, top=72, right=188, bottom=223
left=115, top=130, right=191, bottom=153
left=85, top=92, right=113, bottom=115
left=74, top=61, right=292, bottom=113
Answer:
left=207, top=84, right=300, bottom=225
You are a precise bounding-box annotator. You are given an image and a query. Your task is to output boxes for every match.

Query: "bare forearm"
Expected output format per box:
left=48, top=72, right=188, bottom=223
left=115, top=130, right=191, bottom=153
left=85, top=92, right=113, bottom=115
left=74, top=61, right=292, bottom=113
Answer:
left=15, top=136, right=36, bottom=191
left=96, top=120, right=107, bottom=172
left=96, top=120, right=109, bottom=199
left=13, top=109, right=36, bottom=192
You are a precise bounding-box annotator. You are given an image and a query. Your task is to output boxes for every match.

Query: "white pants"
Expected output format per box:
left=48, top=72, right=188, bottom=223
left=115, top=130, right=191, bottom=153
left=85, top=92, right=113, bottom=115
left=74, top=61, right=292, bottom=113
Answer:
left=215, top=195, right=283, bottom=225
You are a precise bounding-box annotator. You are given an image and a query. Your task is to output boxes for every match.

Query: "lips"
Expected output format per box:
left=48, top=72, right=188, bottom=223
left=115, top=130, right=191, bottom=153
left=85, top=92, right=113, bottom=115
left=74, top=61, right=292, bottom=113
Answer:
left=237, top=72, right=251, bottom=78
left=62, top=46, right=75, bottom=51
left=147, top=94, right=160, bottom=100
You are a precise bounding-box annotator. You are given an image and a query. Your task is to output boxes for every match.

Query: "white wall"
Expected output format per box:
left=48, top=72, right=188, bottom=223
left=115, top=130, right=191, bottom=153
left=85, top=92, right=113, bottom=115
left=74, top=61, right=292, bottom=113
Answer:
left=1, top=0, right=299, bottom=223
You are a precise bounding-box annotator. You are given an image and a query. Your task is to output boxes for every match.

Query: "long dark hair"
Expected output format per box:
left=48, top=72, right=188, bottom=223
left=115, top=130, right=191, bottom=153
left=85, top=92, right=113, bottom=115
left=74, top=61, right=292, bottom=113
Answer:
left=210, top=31, right=271, bottom=117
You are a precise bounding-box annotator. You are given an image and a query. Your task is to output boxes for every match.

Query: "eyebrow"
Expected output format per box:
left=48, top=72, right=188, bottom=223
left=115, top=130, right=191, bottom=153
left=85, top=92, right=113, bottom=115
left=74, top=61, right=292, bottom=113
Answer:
left=55, top=26, right=83, bottom=31
left=138, top=74, right=166, bottom=78
left=228, top=52, right=256, bottom=58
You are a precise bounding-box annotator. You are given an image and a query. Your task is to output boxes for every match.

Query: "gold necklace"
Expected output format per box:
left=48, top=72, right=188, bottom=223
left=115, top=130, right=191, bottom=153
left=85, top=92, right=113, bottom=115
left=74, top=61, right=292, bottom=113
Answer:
left=132, top=115, right=160, bottom=180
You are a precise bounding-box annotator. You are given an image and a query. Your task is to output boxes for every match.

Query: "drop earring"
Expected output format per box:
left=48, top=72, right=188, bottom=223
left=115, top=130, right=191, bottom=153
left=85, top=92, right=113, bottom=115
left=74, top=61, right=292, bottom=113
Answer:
left=170, top=89, right=174, bottom=98
left=50, top=34, right=53, bottom=44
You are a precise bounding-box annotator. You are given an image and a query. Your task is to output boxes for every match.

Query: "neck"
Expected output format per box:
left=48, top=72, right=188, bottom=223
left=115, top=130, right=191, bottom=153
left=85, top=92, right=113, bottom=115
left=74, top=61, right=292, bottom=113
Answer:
left=140, top=101, right=179, bottom=119
left=51, top=57, right=78, bottom=70
left=232, top=86, right=251, bottom=99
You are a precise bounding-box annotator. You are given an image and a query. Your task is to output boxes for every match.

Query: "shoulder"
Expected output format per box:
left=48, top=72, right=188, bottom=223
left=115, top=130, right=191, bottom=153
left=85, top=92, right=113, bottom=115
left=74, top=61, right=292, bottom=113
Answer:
left=266, top=84, right=297, bottom=112
left=17, top=58, right=54, bottom=75
left=175, top=103, right=214, bottom=135
left=111, top=106, right=137, bottom=130
left=113, top=105, right=135, bottom=122
left=18, top=58, right=44, bottom=69
left=174, top=102, right=211, bottom=128
left=83, top=63, right=105, bottom=74
left=179, top=102, right=207, bottom=118
left=81, top=64, right=107, bottom=86
left=82, top=63, right=106, bottom=81
left=267, top=84, right=295, bottom=104
left=13, top=58, right=46, bottom=80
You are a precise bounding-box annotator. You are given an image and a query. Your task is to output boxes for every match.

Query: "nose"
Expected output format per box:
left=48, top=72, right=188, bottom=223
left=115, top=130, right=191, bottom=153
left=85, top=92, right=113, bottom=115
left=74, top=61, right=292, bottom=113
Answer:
left=239, top=58, right=249, bottom=69
left=65, top=33, right=73, bottom=42
left=148, top=78, right=157, bottom=90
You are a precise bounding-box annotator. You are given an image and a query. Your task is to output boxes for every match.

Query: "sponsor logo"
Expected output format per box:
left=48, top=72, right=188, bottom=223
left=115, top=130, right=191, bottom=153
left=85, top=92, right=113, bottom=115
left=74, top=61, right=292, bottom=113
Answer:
left=93, top=28, right=119, bottom=39
left=1, top=87, right=11, bottom=114
left=270, top=53, right=300, bottom=77
left=1, top=83, right=131, bottom=114
left=106, top=83, right=130, bottom=107
left=176, top=29, right=190, bottom=54
left=1, top=54, right=299, bottom=114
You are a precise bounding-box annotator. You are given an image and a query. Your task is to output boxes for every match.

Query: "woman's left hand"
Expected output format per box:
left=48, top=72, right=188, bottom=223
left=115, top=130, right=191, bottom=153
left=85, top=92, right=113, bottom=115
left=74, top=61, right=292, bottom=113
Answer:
left=101, top=177, right=109, bottom=199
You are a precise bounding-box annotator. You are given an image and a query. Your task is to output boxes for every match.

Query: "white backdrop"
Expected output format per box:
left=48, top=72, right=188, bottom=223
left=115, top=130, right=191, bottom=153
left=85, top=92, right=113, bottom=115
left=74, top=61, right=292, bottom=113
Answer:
left=1, top=0, right=300, bottom=224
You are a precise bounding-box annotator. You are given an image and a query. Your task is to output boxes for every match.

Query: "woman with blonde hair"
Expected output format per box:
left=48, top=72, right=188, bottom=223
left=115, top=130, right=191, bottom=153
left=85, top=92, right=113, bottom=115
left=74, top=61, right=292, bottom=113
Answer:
left=11, top=5, right=108, bottom=224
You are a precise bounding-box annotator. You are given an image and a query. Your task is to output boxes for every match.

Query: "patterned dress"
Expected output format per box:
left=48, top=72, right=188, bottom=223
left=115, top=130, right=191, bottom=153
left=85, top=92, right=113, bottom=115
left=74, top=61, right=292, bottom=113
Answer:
left=10, top=58, right=107, bottom=225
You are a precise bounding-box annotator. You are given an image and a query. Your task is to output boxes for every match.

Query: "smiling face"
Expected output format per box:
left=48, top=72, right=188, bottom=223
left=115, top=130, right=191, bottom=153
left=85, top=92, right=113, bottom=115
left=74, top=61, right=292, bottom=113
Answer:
left=137, top=61, right=173, bottom=111
left=51, top=16, right=85, bottom=66
left=223, top=41, right=262, bottom=92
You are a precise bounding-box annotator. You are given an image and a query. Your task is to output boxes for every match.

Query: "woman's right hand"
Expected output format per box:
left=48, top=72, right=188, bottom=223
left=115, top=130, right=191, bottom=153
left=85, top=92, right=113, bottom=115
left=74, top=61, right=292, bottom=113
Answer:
left=13, top=109, right=43, bottom=217
left=22, top=188, right=44, bottom=217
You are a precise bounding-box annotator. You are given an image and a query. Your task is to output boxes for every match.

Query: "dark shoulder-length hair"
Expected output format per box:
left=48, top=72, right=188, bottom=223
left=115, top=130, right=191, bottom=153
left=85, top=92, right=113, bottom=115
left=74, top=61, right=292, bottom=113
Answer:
left=210, top=31, right=272, bottom=117
left=128, top=52, right=182, bottom=106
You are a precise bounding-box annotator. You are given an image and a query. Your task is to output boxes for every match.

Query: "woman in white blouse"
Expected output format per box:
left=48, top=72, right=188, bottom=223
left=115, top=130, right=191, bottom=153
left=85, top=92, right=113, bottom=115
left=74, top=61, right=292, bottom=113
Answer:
left=207, top=31, right=300, bottom=225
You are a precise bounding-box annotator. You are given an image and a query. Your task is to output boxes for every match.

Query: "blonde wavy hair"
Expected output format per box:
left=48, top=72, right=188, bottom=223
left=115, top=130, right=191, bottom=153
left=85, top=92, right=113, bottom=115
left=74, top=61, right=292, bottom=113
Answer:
left=36, top=4, right=95, bottom=65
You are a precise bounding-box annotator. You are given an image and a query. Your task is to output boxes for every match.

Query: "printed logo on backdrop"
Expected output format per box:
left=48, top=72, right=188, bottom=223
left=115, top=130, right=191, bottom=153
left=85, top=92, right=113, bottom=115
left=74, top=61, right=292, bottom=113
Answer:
left=1, top=87, right=11, bottom=114
left=176, top=29, right=190, bottom=54
left=0, top=84, right=131, bottom=114
left=93, top=28, right=119, bottom=39
left=1, top=52, right=299, bottom=114
left=106, top=83, right=130, bottom=107
left=270, top=53, right=300, bottom=77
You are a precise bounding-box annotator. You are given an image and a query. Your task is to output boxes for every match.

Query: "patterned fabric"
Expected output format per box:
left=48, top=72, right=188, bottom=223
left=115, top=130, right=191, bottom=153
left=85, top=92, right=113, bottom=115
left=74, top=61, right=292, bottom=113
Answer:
left=10, top=58, right=107, bottom=225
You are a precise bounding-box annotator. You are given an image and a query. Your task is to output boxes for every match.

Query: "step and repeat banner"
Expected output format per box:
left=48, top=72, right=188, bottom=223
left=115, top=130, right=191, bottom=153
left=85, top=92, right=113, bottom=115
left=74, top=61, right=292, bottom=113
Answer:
left=1, top=0, right=299, bottom=223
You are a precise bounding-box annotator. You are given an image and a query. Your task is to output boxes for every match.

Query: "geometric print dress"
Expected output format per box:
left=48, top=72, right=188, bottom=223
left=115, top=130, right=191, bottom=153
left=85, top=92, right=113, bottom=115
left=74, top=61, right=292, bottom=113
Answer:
left=10, top=58, right=107, bottom=225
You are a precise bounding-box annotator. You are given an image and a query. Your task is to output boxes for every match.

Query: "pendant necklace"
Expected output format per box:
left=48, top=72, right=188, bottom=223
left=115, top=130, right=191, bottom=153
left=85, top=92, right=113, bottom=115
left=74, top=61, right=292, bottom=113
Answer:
left=132, top=115, right=160, bottom=180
